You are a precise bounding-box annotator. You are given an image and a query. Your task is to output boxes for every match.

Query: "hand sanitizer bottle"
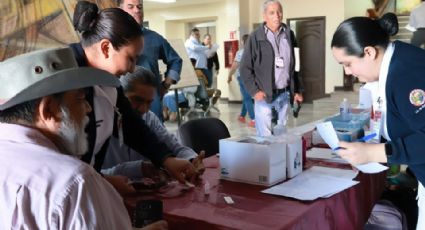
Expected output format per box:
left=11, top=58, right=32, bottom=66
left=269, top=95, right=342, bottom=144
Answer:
left=340, top=98, right=351, bottom=121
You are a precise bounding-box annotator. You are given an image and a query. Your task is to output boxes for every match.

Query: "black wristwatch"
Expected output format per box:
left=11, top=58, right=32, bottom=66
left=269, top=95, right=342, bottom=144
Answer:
left=384, top=142, right=393, bottom=157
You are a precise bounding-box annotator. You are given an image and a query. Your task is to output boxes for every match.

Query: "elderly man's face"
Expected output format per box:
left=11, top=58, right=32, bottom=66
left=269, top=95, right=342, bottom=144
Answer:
left=126, top=83, right=155, bottom=115
left=120, top=0, right=144, bottom=24
left=263, top=2, right=283, bottom=32
left=56, top=89, right=91, bottom=156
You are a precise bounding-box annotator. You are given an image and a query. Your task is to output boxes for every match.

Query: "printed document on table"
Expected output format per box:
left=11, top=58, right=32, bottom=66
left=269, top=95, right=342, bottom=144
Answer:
left=315, top=122, right=388, bottom=174
left=262, top=166, right=359, bottom=201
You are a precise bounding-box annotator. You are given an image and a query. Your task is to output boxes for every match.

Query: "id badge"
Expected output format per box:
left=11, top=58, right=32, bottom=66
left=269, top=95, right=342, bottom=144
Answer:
left=275, top=57, right=284, bottom=68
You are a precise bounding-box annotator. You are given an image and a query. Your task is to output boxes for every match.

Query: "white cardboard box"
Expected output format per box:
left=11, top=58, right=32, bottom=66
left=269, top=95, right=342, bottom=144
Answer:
left=280, top=134, right=303, bottom=178
left=219, top=136, right=286, bottom=186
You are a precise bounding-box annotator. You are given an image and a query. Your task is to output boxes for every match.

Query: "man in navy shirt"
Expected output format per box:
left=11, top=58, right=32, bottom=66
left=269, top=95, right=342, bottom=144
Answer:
left=119, top=0, right=183, bottom=121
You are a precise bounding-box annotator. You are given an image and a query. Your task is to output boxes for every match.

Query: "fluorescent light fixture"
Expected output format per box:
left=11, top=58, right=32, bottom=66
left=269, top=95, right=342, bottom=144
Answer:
left=145, top=0, right=176, bottom=3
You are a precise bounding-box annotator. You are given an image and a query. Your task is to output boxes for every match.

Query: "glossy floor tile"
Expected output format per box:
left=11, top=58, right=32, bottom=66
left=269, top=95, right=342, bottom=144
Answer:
left=164, top=89, right=359, bottom=137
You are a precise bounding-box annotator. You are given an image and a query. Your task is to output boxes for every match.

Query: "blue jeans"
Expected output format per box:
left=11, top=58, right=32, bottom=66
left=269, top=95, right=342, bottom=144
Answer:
left=254, top=92, right=289, bottom=137
left=162, top=91, right=186, bottom=112
left=203, top=69, right=213, bottom=88
left=237, top=77, right=255, bottom=120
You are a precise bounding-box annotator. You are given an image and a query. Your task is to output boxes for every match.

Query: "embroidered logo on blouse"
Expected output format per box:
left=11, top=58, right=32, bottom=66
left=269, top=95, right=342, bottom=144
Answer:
left=409, top=89, right=425, bottom=107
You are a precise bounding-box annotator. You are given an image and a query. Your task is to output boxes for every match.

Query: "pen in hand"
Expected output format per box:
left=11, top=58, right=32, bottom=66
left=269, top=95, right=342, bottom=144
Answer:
left=333, top=133, right=377, bottom=151
left=357, top=133, right=377, bottom=142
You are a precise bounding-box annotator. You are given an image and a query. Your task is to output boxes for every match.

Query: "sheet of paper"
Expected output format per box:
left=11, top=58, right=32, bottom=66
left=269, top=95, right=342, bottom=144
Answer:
left=355, top=162, right=388, bottom=174
left=306, top=147, right=348, bottom=164
left=294, top=47, right=300, bottom=72
left=316, top=122, right=339, bottom=150
left=262, top=166, right=359, bottom=201
left=305, top=166, right=358, bottom=180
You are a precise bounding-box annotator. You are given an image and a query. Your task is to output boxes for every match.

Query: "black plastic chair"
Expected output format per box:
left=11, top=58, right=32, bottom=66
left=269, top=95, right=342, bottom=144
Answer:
left=178, top=117, right=230, bottom=157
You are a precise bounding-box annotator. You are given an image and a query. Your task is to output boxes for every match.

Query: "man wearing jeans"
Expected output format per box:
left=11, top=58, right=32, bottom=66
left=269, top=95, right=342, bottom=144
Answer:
left=240, top=0, right=303, bottom=136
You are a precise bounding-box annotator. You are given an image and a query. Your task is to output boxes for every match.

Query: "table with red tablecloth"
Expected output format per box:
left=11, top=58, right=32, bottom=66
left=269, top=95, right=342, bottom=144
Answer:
left=126, top=155, right=386, bottom=230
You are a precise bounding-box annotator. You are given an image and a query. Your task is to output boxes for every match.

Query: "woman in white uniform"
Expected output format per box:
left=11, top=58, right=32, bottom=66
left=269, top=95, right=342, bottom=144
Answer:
left=331, top=13, right=425, bottom=229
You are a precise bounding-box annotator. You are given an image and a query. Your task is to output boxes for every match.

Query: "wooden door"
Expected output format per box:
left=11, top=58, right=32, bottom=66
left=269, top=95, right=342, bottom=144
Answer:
left=288, top=17, right=326, bottom=102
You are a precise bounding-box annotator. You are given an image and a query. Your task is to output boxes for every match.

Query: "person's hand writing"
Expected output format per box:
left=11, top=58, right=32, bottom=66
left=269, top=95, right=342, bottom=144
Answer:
left=337, top=141, right=387, bottom=165
left=254, top=91, right=266, bottom=101
left=141, top=220, right=168, bottom=230
left=104, top=175, right=135, bottom=196
left=163, top=157, right=196, bottom=184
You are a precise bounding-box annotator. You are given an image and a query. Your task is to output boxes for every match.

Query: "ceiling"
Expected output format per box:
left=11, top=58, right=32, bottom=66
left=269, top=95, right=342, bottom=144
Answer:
left=144, top=0, right=224, bottom=10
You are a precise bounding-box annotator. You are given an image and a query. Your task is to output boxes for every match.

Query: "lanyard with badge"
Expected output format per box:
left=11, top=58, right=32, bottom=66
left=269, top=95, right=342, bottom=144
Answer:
left=274, top=32, right=285, bottom=69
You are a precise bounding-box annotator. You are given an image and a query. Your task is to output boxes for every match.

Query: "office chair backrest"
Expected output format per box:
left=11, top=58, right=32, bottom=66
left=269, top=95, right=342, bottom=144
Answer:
left=178, top=117, right=230, bottom=157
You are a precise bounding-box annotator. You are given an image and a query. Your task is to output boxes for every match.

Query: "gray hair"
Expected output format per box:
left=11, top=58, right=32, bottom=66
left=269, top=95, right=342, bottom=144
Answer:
left=0, top=93, right=64, bottom=125
left=262, top=0, right=282, bottom=13
left=120, top=66, right=158, bottom=93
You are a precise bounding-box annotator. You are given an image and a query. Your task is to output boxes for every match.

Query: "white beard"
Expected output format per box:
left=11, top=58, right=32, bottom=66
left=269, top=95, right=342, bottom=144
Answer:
left=58, top=106, right=89, bottom=156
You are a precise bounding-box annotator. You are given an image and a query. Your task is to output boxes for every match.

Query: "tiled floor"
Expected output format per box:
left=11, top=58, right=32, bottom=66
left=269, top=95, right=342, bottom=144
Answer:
left=164, top=89, right=360, bottom=137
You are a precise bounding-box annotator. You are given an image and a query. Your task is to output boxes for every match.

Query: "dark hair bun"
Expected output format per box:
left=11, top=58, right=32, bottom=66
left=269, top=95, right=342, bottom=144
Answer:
left=378, top=12, right=399, bottom=36
left=73, top=1, right=99, bottom=33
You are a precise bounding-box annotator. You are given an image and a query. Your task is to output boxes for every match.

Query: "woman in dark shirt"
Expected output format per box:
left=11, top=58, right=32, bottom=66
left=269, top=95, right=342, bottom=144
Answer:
left=70, top=1, right=196, bottom=194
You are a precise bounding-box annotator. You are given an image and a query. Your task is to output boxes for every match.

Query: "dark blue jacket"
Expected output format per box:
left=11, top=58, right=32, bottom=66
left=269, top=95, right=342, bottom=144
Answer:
left=69, top=43, right=173, bottom=171
left=137, top=27, right=182, bottom=84
left=137, top=28, right=182, bottom=119
left=386, top=41, right=425, bottom=185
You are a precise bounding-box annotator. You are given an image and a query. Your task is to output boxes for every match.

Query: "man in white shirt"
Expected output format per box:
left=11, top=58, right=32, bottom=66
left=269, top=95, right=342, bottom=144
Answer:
left=0, top=48, right=167, bottom=229
left=185, top=28, right=209, bottom=77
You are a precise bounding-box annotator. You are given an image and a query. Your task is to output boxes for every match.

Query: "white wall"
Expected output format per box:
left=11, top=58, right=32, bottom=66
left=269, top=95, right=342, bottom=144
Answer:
left=144, top=0, right=241, bottom=100
left=144, top=0, right=375, bottom=98
left=344, top=0, right=373, bottom=19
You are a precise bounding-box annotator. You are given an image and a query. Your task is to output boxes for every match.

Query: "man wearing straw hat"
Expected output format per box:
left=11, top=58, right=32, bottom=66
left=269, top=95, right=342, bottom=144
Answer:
left=0, top=48, right=169, bottom=228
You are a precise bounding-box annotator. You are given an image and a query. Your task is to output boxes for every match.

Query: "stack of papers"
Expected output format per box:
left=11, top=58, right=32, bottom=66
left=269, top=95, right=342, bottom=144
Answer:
left=262, top=166, right=359, bottom=200
left=306, top=147, right=348, bottom=164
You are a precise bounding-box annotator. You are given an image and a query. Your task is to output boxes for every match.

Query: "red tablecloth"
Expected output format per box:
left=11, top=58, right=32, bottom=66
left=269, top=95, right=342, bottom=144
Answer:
left=126, top=156, right=386, bottom=230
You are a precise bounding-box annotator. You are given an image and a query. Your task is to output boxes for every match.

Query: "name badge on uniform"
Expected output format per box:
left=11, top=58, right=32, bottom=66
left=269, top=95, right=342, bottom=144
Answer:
left=275, top=57, right=284, bottom=68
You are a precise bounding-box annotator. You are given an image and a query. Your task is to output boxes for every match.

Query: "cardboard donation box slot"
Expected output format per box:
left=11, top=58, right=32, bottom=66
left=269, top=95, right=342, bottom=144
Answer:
left=219, top=136, right=286, bottom=186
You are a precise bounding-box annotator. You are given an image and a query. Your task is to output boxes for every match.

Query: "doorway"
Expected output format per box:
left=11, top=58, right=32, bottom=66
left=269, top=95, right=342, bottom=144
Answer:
left=288, top=17, right=326, bottom=103
left=188, top=21, right=218, bottom=89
